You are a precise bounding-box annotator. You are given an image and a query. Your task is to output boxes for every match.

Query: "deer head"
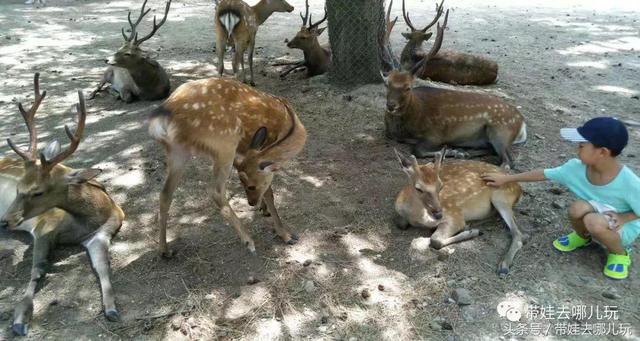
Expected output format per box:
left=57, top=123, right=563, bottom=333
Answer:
left=400, top=0, right=444, bottom=44
left=260, top=0, right=294, bottom=14
left=107, top=0, right=171, bottom=68
left=286, top=0, right=326, bottom=50
left=1, top=73, right=98, bottom=229
left=395, top=148, right=446, bottom=220
left=381, top=8, right=448, bottom=114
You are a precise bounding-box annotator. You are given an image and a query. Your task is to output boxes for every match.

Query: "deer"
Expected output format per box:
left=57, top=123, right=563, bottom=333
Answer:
left=399, top=0, right=498, bottom=85
left=381, top=9, right=526, bottom=169
left=148, top=77, right=306, bottom=257
left=0, top=73, right=125, bottom=336
left=88, top=0, right=172, bottom=103
left=215, top=0, right=295, bottom=86
left=393, top=148, right=525, bottom=274
left=278, top=0, right=330, bottom=78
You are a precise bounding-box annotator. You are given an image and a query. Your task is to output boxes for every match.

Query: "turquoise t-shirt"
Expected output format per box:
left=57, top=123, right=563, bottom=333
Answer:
left=544, top=159, right=640, bottom=248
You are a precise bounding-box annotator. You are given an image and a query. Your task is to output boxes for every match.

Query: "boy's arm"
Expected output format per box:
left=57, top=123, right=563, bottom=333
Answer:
left=605, top=211, right=639, bottom=230
left=482, top=169, right=546, bottom=187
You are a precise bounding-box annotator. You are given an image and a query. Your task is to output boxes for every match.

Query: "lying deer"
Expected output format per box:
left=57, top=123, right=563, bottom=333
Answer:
left=0, top=73, right=125, bottom=336
left=148, top=77, right=306, bottom=256
left=393, top=149, right=525, bottom=274
left=382, top=10, right=526, bottom=169
left=400, top=0, right=498, bottom=85
left=216, top=0, right=294, bottom=86
left=89, top=0, right=172, bottom=103
left=278, top=0, right=330, bottom=78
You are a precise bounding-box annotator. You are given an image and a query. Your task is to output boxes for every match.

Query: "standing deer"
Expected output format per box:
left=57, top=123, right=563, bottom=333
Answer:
left=148, top=77, right=306, bottom=257
left=215, top=0, right=294, bottom=86
left=89, top=0, right=172, bottom=103
left=0, top=74, right=125, bottom=336
left=400, top=0, right=498, bottom=85
left=393, top=149, right=525, bottom=274
left=278, top=0, right=330, bottom=78
left=382, top=10, right=526, bottom=169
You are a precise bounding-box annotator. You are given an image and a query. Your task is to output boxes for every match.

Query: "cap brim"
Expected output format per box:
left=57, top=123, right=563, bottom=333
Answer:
left=560, top=128, right=588, bottom=142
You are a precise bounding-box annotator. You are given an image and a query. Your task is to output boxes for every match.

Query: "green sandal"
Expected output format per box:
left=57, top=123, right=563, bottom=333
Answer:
left=604, top=252, right=631, bottom=280
left=553, top=232, right=591, bottom=252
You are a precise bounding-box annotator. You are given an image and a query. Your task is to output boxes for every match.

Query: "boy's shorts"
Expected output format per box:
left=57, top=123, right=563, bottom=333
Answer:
left=588, top=201, right=638, bottom=249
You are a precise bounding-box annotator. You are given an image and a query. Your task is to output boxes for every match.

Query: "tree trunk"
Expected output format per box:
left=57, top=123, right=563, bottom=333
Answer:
left=326, top=0, right=398, bottom=86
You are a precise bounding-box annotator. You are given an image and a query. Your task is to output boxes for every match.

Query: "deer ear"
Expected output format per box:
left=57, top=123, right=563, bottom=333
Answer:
left=250, top=127, right=268, bottom=150
left=259, top=161, right=280, bottom=172
left=394, top=148, right=417, bottom=176
left=421, top=32, right=433, bottom=41
left=401, top=32, right=412, bottom=40
left=42, top=140, right=61, bottom=161
left=65, top=168, right=102, bottom=184
left=315, top=27, right=327, bottom=36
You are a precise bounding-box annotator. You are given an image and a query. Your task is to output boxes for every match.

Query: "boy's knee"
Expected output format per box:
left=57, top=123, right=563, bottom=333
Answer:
left=583, top=213, right=608, bottom=234
left=568, top=200, right=593, bottom=219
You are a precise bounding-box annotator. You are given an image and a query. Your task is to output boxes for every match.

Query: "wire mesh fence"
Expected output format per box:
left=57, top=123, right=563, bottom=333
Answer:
left=326, top=0, right=389, bottom=86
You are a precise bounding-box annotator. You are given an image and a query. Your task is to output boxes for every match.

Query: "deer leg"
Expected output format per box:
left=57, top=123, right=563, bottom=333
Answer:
left=259, top=199, right=271, bottom=217
left=158, top=145, right=191, bottom=258
left=412, top=139, right=441, bottom=158
left=393, top=211, right=410, bottom=230
left=212, top=151, right=256, bottom=255
left=492, top=194, right=526, bottom=275
left=430, top=214, right=479, bottom=249
left=247, top=38, right=256, bottom=86
left=88, top=67, right=114, bottom=100
left=279, top=62, right=306, bottom=78
left=83, top=232, right=119, bottom=321
left=12, top=236, right=52, bottom=336
left=262, top=186, right=298, bottom=245
left=216, top=30, right=226, bottom=77
left=487, top=127, right=514, bottom=169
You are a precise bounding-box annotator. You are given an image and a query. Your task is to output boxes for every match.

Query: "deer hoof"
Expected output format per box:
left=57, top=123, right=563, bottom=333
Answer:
left=291, top=233, right=299, bottom=241
left=160, top=249, right=175, bottom=259
left=12, top=323, right=28, bottom=336
left=105, top=309, right=120, bottom=322
left=498, top=262, right=510, bottom=275
left=286, top=237, right=298, bottom=245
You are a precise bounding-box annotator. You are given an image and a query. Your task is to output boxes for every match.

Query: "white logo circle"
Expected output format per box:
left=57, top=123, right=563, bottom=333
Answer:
left=497, top=300, right=522, bottom=322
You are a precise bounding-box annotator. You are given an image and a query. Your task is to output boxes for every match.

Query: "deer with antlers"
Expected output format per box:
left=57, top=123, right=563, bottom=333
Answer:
left=278, top=0, right=330, bottom=78
left=89, top=0, right=172, bottom=103
left=394, top=148, right=525, bottom=274
left=400, top=0, right=498, bottom=85
left=215, top=0, right=294, bottom=86
left=148, top=77, right=306, bottom=257
left=382, top=9, right=526, bottom=169
left=0, top=74, right=125, bottom=336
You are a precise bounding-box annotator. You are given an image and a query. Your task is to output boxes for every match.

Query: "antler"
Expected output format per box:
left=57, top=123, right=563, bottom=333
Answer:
left=299, top=0, right=310, bottom=26
left=40, top=91, right=87, bottom=173
left=410, top=9, right=448, bottom=75
left=402, top=0, right=444, bottom=32
left=135, top=0, right=172, bottom=45
left=122, top=0, right=152, bottom=42
left=308, top=6, right=327, bottom=31
left=7, top=73, right=47, bottom=161
left=384, top=0, right=398, bottom=45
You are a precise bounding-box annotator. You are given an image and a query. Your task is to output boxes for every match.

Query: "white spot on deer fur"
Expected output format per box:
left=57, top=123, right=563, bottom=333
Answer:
left=209, top=124, right=214, bottom=131
left=202, top=87, right=208, bottom=95
left=208, top=101, right=213, bottom=105
left=183, top=103, right=189, bottom=109
left=192, top=118, right=201, bottom=127
left=193, top=103, right=200, bottom=110
left=217, top=84, right=222, bottom=89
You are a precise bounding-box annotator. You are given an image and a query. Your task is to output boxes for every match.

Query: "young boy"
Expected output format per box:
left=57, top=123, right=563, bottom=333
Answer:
left=482, top=117, right=639, bottom=279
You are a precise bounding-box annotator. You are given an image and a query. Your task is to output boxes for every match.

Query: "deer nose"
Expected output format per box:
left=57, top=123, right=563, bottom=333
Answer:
left=433, top=211, right=443, bottom=220
left=387, top=103, right=397, bottom=112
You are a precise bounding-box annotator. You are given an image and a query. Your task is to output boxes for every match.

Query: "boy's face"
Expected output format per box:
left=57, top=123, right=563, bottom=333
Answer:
left=578, top=142, right=610, bottom=164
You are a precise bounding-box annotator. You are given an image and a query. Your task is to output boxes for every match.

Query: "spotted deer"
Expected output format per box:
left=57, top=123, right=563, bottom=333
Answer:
left=393, top=148, right=525, bottom=274
left=278, top=0, right=330, bottom=78
left=215, top=0, right=294, bottom=86
left=148, top=77, right=306, bottom=256
left=400, top=0, right=498, bottom=85
left=89, top=0, right=171, bottom=103
left=382, top=10, right=526, bottom=169
left=0, top=74, right=125, bottom=336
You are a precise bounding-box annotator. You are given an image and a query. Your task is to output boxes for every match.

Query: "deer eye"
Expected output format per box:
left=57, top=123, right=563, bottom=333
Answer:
left=247, top=186, right=257, bottom=191
left=414, top=187, right=424, bottom=193
left=32, top=191, right=44, bottom=197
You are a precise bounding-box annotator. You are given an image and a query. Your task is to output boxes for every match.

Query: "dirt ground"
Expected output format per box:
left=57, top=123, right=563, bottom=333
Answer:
left=0, top=0, right=639, bottom=340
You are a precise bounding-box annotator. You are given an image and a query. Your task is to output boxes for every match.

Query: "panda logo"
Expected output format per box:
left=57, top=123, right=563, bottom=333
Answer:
left=497, top=300, right=522, bottom=322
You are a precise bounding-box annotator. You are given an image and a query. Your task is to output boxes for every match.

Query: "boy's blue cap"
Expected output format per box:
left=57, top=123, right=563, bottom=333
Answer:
left=560, top=117, right=628, bottom=154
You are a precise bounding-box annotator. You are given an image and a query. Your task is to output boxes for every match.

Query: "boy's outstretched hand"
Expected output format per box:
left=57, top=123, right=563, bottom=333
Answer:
left=481, top=173, right=509, bottom=187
